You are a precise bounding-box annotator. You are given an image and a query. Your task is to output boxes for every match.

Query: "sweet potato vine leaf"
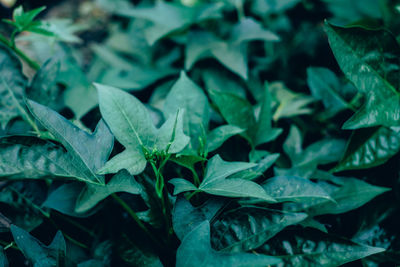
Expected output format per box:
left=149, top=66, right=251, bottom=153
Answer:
left=27, top=100, right=114, bottom=184
left=325, top=22, right=400, bottom=129
left=95, top=83, right=189, bottom=175
left=170, top=155, right=276, bottom=202
left=176, top=221, right=281, bottom=267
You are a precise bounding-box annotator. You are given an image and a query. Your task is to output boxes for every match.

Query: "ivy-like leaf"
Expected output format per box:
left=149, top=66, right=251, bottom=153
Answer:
left=118, top=2, right=224, bottom=45
left=258, top=228, right=385, bottom=266
left=307, top=177, right=390, bottom=215
left=28, top=100, right=114, bottom=184
left=0, top=135, right=86, bottom=181
left=262, top=176, right=333, bottom=204
left=0, top=45, right=27, bottom=129
left=176, top=221, right=281, bottom=267
left=211, top=206, right=307, bottom=252
left=334, top=126, right=400, bottom=172
left=164, top=72, right=209, bottom=152
left=96, top=83, right=190, bottom=175
left=207, top=125, right=245, bottom=152
left=11, top=225, right=66, bottom=267
left=75, top=170, right=141, bottom=213
left=325, top=22, right=400, bottom=129
left=170, top=155, right=276, bottom=202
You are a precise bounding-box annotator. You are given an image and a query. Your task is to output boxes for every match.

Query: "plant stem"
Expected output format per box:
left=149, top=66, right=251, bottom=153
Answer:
left=0, top=33, right=40, bottom=70
left=111, top=193, right=161, bottom=246
left=0, top=240, right=18, bottom=251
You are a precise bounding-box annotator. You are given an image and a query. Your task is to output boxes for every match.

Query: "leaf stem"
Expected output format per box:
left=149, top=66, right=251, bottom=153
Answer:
left=0, top=33, right=40, bottom=70
left=111, top=193, right=160, bottom=245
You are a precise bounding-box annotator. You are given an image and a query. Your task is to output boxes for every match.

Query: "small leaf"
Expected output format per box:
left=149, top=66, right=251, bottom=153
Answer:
left=211, top=207, right=307, bottom=252
left=207, top=125, right=245, bottom=152
left=209, top=89, right=256, bottom=143
left=176, top=221, right=281, bottom=267
left=118, top=2, right=224, bottom=45
left=11, top=225, right=66, bottom=267
left=230, top=17, right=280, bottom=44
left=164, top=72, right=209, bottom=152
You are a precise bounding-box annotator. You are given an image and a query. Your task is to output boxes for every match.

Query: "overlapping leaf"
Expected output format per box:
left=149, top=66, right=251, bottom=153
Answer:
left=325, top=22, right=400, bottom=129
left=96, top=83, right=190, bottom=175
left=170, top=155, right=275, bottom=202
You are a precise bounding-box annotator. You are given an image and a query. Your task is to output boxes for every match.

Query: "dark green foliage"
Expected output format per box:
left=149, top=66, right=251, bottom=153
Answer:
left=0, top=0, right=399, bottom=266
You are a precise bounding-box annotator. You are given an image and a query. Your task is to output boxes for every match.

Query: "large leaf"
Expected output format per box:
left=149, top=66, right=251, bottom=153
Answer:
left=325, top=22, right=400, bottom=129
left=11, top=225, right=66, bottom=267
left=176, top=221, right=281, bottom=267
left=170, top=155, right=276, bottom=202
left=262, top=176, right=333, bottom=204
left=75, top=170, right=141, bottom=213
left=118, top=2, right=224, bottom=45
left=334, top=126, right=400, bottom=171
left=211, top=206, right=307, bottom=252
left=28, top=100, right=113, bottom=184
left=308, top=177, right=390, bottom=215
left=164, top=72, right=209, bottom=151
left=96, top=83, right=189, bottom=175
left=0, top=135, right=83, bottom=180
left=258, top=228, right=385, bottom=266
left=0, top=45, right=27, bottom=129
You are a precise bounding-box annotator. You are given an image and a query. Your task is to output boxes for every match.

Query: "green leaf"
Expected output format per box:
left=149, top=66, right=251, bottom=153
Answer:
left=230, top=17, right=280, bottom=44
left=306, top=67, right=355, bottom=116
left=307, top=177, right=391, bottom=215
left=207, top=125, right=245, bottom=152
left=171, top=155, right=276, bottom=202
left=334, top=126, right=400, bottom=171
left=27, top=59, right=63, bottom=110
left=324, top=22, right=400, bottom=129
left=11, top=224, right=66, bottom=267
left=117, top=2, right=224, bottom=45
left=211, top=207, right=307, bottom=252
left=0, top=246, right=8, bottom=267
left=7, top=6, right=46, bottom=32
left=270, top=82, right=315, bottom=121
left=27, top=100, right=114, bottom=184
left=42, top=183, right=98, bottom=217
left=258, top=228, right=385, bottom=266
left=254, top=83, right=282, bottom=146
left=96, top=83, right=189, bottom=175
left=176, top=221, right=281, bottom=267
left=209, top=89, right=256, bottom=143
left=0, top=135, right=88, bottom=181
left=262, top=176, right=334, bottom=204
left=236, top=153, right=279, bottom=180
left=75, top=170, right=141, bottom=213
left=0, top=45, right=27, bottom=129
left=164, top=72, right=209, bottom=151
left=173, top=196, right=207, bottom=241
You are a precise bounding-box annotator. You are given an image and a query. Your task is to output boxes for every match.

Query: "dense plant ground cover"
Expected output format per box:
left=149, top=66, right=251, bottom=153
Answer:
left=1, top=0, right=400, bottom=266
